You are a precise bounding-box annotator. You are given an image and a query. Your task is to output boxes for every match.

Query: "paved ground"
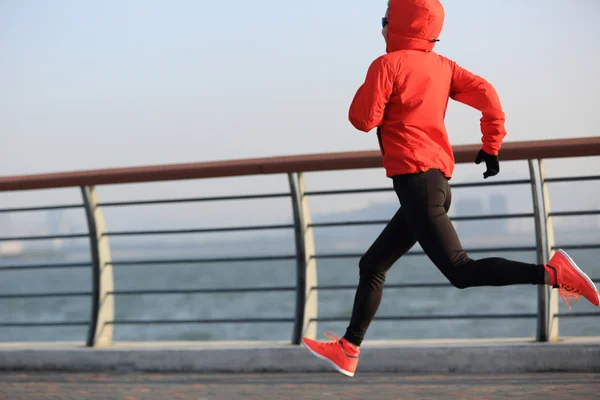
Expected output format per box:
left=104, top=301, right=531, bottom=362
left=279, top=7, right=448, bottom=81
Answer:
left=0, top=372, right=598, bottom=399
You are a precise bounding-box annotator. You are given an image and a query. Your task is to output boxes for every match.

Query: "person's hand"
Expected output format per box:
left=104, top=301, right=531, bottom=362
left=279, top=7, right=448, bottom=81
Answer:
left=474, top=149, right=499, bottom=179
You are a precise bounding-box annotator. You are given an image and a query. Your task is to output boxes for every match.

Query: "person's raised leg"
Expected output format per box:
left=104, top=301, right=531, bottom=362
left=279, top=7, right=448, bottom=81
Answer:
left=394, top=169, right=546, bottom=288
left=393, top=169, right=599, bottom=308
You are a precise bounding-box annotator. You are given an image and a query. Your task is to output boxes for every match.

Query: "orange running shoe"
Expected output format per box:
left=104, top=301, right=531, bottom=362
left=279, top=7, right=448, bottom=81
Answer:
left=302, top=330, right=360, bottom=377
left=547, top=249, right=600, bottom=308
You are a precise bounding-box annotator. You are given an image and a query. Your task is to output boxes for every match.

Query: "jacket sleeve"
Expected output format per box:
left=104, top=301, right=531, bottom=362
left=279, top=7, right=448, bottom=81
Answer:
left=348, top=57, right=395, bottom=133
left=450, top=62, right=507, bottom=155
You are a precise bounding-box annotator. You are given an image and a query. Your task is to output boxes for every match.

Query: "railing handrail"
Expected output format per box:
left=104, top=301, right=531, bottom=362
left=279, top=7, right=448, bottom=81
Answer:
left=2, top=137, right=599, bottom=192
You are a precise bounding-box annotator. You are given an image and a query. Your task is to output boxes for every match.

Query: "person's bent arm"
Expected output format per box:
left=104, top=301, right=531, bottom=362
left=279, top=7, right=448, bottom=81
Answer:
left=349, top=57, right=395, bottom=132
left=450, top=62, right=507, bottom=155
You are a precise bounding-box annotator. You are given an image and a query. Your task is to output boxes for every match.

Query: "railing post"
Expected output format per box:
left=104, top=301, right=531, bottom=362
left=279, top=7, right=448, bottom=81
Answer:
left=289, top=172, right=318, bottom=344
left=81, top=186, right=114, bottom=347
left=529, top=159, right=559, bottom=342
left=529, top=160, right=548, bottom=342
left=539, top=159, right=559, bottom=341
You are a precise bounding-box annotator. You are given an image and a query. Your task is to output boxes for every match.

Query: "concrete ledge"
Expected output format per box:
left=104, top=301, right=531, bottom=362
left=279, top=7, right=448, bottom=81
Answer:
left=1, top=338, right=599, bottom=373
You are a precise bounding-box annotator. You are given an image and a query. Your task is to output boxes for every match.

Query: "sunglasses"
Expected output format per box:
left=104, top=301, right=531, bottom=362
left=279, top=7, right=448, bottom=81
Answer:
left=382, top=17, right=388, bottom=28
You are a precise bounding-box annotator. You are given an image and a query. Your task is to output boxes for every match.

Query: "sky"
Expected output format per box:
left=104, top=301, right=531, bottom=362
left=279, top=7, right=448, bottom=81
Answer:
left=1, top=0, right=599, bottom=232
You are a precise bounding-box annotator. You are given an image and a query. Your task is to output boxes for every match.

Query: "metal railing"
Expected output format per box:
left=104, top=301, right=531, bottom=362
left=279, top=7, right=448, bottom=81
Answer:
left=0, top=137, right=599, bottom=346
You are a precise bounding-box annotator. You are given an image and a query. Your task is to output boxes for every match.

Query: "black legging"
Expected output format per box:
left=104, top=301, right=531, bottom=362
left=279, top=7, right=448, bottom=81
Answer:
left=343, top=169, right=546, bottom=347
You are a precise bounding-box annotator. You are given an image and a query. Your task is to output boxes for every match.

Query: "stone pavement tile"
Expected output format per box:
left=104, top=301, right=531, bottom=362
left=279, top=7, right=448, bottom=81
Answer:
left=0, top=372, right=598, bottom=399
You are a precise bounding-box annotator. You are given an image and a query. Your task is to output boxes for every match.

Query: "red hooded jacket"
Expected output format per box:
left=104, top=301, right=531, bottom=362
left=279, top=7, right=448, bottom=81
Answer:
left=349, top=0, right=507, bottom=179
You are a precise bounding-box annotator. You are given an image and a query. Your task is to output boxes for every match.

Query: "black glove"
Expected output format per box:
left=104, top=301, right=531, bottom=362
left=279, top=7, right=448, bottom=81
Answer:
left=474, top=149, right=499, bottom=179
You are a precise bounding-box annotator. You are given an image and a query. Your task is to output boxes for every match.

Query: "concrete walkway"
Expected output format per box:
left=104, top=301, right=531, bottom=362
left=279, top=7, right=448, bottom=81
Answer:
left=1, top=372, right=599, bottom=399
left=1, top=337, right=599, bottom=374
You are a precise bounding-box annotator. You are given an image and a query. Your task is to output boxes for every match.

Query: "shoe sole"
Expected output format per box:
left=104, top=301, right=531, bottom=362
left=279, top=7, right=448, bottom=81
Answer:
left=301, top=338, right=355, bottom=377
left=557, top=249, right=600, bottom=306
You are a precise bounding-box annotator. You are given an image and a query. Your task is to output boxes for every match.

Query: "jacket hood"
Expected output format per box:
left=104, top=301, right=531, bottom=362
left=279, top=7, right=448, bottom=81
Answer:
left=387, top=0, right=445, bottom=53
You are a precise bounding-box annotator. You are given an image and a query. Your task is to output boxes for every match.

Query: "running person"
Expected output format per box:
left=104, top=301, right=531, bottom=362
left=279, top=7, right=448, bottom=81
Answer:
left=302, top=0, right=600, bottom=377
